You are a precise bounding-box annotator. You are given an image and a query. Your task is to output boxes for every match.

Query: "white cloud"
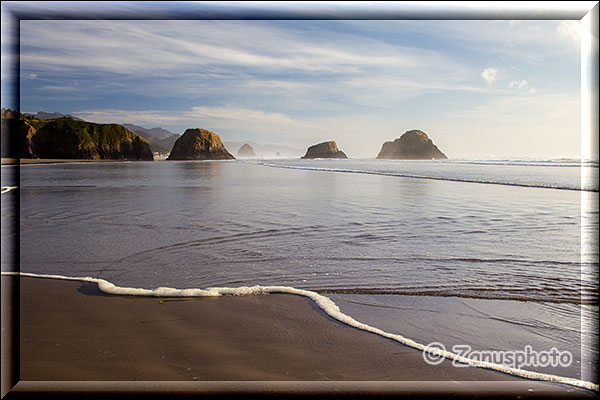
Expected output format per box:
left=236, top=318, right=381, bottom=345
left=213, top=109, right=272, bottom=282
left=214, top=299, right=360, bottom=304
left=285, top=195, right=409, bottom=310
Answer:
left=18, top=21, right=474, bottom=95
left=481, top=68, right=498, bottom=85
left=508, top=79, right=537, bottom=94
left=39, top=85, right=78, bottom=91
left=13, top=19, right=582, bottom=158
left=76, top=106, right=320, bottom=134
left=188, top=106, right=319, bottom=130
left=19, top=20, right=496, bottom=116
left=509, top=79, right=528, bottom=90
left=20, top=21, right=456, bottom=77
left=557, top=20, right=580, bottom=46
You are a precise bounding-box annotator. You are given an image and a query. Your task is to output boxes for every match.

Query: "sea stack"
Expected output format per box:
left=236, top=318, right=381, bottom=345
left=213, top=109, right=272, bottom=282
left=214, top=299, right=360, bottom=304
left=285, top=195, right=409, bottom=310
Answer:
left=376, top=130, right=447, bottom=160
left=301, top=141, right=347, bottom=159
left=237, top=143, right=256, bottom=158
left=167, top=128, right=235, bottom=160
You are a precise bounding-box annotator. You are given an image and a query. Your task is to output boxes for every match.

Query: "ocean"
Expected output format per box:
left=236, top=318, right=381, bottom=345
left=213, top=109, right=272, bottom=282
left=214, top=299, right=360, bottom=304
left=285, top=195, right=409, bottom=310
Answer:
left=1, top=158, right=598, bottom=387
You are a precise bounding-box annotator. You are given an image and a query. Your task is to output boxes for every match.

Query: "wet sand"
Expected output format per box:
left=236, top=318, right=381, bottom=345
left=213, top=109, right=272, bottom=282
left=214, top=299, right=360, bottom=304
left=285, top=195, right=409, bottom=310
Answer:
left=1, top=275, right=595, bottom=397
left=1, top=158, right=154, bottom=165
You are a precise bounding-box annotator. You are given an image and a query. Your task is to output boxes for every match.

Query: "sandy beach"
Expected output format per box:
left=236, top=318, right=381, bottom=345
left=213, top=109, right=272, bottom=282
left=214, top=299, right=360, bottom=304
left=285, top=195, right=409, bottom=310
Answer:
left=1, top=275, right=595, bottom=397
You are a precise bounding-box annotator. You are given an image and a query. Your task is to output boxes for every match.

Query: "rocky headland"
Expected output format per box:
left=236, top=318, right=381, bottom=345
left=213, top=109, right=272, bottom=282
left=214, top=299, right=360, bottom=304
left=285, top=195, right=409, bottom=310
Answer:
left=3, top=111, right=153, bottom=161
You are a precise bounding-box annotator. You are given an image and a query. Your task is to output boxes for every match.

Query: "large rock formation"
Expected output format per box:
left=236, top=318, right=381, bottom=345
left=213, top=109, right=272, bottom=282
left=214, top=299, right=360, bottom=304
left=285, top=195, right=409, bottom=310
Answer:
left=376, top=130, right=447, bottom=160
left=167, top=128, right=235, bottom=160
left=237, top=143, right=256, bottom=158
left=9, top=113, right=153, bottom=160
left=301, top=141, right=347, bottom=159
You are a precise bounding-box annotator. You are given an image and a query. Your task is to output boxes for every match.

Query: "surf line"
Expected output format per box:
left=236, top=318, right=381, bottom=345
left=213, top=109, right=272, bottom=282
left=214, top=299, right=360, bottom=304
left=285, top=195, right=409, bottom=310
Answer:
left=3, top=271, right=598, bottom=392
left=256, top=162, right=598, bottom=193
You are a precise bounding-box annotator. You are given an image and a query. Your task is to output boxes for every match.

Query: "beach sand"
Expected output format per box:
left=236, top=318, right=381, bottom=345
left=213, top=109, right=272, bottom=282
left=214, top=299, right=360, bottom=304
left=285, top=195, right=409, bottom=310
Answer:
left=1, top=275, right=595, bottom=397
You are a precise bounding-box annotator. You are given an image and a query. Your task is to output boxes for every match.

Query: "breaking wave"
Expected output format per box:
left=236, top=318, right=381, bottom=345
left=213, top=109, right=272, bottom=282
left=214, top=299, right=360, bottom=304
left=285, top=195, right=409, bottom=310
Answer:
left=255, top=161, right=598, bottom=192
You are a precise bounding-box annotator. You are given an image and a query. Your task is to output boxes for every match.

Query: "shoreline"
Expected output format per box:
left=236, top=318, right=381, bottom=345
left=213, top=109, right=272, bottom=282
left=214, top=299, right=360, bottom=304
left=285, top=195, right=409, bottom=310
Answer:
left=2, top=275, right=597, bottom=397
left=1, top=158, right=159, bottom=165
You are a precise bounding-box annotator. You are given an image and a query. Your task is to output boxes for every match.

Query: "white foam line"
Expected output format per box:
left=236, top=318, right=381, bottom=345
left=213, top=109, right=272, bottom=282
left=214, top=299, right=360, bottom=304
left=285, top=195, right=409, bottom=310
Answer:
left=257, top=162, right=598, bottom=192
left=1, top=186, right=18, bottom=194
left=2, top=271, right=598, bottom=392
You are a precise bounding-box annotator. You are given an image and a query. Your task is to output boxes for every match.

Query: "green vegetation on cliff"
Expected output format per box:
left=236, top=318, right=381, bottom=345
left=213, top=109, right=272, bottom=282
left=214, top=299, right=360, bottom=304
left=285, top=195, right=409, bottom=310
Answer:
left=1, top=109, right=153, bottom=160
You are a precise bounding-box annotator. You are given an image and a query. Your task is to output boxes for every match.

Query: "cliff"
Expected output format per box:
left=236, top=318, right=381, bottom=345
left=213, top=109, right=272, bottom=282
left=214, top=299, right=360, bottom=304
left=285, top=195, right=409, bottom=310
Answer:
left=376, top=130, right=447, bottom=160
left=2, top=111, right=153, bottom=160
left=301, top=141, right=347, bottom=159
left=167, top=128, right=235, bottom=160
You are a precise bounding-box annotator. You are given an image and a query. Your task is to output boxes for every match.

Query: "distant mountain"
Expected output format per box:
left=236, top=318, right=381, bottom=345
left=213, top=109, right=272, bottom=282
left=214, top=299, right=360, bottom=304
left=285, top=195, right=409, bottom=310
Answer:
left=121, top=123, right=175, bottom=140
left=24, top=111, right=85, bottom=121
left=1, top=110, right=153, bottom=160
left=154, top=135, right=180, bottom=154
left=224, top=141, right=303, bottom=159
left=121, top=123, right=180, bottom=154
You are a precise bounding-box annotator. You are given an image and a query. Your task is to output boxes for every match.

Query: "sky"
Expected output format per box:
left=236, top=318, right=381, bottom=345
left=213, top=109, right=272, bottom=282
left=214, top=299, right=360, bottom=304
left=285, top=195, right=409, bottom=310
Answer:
left=2, top=2, right=597, bottom=158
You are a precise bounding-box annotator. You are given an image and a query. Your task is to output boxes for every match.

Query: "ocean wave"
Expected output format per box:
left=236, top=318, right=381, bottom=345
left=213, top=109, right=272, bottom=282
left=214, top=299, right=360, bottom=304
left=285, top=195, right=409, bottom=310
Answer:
left=312, top=287, right=597, bottom=305
left=256, top=162, right=598, bottom=192
left=3, top=271, right=597, bottom=392
left=432, top=159, right=598, bottom=168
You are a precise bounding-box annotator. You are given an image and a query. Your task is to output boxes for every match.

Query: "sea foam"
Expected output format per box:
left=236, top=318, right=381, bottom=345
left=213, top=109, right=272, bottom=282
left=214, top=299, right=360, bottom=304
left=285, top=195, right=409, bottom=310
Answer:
left=256, top=161, right=598, bottom=192
left=2, top=271, right=597, bottom=392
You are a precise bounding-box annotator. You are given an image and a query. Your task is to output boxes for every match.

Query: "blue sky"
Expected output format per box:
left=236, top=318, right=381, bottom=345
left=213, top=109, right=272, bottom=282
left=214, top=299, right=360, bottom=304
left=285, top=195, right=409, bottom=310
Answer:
left=3, top=3, right=596, bottom=158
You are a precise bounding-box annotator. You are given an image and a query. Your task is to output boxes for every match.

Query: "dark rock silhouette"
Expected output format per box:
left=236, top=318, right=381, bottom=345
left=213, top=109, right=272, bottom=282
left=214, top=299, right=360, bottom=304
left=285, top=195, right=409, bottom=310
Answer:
left=301, top=141, right=347, bottom=159
left=167, top=128, right=235, bottom=160
left=376, top=130, right=447, bottom=160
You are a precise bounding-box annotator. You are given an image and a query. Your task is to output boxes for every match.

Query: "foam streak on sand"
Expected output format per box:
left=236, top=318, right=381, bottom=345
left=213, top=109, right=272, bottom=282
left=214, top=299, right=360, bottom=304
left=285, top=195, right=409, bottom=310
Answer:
left=3, top=271, right=598, bottom=391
